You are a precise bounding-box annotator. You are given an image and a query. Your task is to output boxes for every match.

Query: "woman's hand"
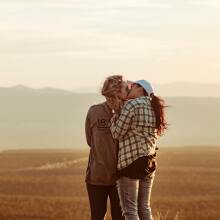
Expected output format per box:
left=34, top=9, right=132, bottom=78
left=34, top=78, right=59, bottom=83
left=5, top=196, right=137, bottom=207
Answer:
left=112, top=96, right=122, bottom=114
left=106, top=96, right=123, bottom=114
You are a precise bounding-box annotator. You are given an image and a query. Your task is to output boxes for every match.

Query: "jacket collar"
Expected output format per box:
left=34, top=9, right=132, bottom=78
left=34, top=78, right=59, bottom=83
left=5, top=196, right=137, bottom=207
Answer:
left=102, top=102, right=113, bottom=116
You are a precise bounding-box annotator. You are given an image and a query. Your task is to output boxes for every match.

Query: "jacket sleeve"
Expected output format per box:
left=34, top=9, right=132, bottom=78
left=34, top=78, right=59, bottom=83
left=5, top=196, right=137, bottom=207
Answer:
left=85, top=107, right=92, bottom=147
left=110, top=104, right=134, bottom=139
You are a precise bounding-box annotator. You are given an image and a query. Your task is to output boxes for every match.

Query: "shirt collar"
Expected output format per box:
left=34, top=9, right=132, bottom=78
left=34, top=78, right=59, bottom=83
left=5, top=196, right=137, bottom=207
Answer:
left=140, top=96, right=152, bottom=101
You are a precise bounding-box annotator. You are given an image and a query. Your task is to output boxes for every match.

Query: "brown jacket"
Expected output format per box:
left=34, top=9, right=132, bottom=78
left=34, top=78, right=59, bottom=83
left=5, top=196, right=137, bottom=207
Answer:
left=85, top=102, right=118, bottom=185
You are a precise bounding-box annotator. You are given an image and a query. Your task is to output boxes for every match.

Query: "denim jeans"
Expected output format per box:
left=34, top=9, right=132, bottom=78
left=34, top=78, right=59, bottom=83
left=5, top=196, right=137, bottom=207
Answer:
left=117, top=173, right=155, bottom=220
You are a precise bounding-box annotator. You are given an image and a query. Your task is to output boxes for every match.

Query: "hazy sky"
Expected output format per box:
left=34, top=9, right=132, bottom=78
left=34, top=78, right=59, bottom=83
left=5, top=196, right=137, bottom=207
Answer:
left=1, top=0, right=220, bottom=89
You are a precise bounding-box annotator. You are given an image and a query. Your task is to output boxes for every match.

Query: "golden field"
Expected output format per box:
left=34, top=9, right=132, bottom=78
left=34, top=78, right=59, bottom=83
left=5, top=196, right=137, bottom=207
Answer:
left=0, top=147, right=219, bottom=220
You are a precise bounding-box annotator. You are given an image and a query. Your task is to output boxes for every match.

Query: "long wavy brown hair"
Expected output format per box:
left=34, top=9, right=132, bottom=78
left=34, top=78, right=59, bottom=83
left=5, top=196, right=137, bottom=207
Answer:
left=143, top=89, right=168, bottom=135
left=151, top=95, right=168, bottom=136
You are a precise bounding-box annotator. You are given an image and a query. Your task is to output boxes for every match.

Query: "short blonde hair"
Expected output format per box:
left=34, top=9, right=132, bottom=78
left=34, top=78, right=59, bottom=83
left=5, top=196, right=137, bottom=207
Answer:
left=101, top=75, right=123, bottom=98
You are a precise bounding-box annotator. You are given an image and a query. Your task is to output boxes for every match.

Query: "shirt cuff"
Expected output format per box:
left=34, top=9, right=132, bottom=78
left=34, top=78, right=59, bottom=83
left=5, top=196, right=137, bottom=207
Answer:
left=111, top=114, right=119, bottom=123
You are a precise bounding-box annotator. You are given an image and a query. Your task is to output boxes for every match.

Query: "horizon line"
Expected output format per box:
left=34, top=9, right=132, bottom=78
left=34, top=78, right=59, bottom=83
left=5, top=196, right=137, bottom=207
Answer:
left=1, top=81, right=220, bottom=92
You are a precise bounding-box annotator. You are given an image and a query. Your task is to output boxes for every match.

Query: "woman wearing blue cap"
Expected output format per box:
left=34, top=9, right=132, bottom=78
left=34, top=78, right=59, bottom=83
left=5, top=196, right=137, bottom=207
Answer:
left=110, top=79, right=168, bottom=220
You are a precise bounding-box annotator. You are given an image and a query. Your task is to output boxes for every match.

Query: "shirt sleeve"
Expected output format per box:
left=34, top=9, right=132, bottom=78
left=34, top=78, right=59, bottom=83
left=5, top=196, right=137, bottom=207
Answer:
left=110, top=103, right=135, bottom=139
left=85, top=107, right=92, bottom=147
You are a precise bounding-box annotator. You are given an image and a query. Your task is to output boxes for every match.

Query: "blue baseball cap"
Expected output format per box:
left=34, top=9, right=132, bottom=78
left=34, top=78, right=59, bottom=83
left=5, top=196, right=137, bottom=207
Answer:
left=135, top=80, right=154, bottom=96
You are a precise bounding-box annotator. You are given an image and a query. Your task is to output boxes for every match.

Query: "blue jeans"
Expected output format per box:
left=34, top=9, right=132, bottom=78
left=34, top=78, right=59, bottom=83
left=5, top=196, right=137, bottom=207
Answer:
left=117, top=173, right=155, bottom=220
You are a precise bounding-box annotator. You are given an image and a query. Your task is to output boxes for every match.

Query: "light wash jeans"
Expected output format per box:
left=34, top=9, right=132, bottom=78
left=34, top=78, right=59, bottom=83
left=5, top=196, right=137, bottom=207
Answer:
left=117, top=173, right=155, bottom=220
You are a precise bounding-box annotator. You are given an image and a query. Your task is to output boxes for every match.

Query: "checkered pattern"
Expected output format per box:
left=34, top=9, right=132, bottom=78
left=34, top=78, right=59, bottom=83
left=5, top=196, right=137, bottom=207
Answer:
left=110, top=96, right=158, bottom=170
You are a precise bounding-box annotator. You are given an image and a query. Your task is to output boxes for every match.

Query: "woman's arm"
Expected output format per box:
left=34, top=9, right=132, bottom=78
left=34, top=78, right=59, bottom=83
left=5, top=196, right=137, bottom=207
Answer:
left=110, top=103, right=135, bottom=139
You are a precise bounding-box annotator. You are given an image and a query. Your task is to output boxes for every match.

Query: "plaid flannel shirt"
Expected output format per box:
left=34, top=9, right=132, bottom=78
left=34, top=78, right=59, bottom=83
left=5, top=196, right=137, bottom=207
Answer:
left=110, top=96, right=158, bottom=170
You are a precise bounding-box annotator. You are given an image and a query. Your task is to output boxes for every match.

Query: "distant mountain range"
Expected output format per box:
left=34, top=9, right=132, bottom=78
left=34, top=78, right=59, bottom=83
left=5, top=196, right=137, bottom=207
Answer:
left=3, top=83, right=220, bottom=97
left=73, top=82, right=220, bottom=97
left=0, top=85, right=220, bottom=150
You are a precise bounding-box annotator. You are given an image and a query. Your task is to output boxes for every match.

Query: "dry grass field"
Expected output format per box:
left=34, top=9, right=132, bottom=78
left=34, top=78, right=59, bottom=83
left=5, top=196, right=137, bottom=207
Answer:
left=0, top=147, right=219, bottom=220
